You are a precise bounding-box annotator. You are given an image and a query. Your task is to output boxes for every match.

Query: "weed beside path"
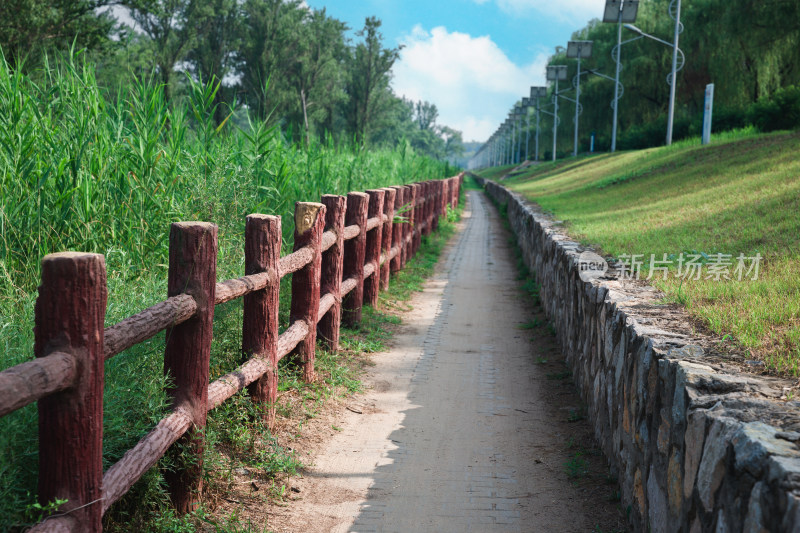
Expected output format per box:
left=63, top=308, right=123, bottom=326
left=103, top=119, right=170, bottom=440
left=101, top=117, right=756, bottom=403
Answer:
left=132, top=206, right=462, bottom=532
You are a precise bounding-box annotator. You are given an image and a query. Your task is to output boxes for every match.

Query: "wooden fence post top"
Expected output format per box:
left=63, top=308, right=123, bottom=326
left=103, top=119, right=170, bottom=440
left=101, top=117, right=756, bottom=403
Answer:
left=365, top=190, right=386, bottom=217
left=42, top=251, right=104, bottom=262
left=246, top=214, right=280, bottom=221
left=295, top=202, right=325, bottom=234
left=345, top=192, right=369, bottom=221
left=171, top=221, right=217, bottom=231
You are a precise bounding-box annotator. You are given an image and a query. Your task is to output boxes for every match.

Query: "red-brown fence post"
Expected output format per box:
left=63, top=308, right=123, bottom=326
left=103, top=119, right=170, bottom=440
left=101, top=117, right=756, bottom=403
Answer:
left=399, top=185, right=409, bottom=269
left=243, top=215, right=281, bottom=427
left=452, top=176, right=460, bottom=208
left=318, top=195, right=346, bottom=352
left=35, top=252, right=107, bottom=531
left=422, top=182, right=432, bottom=237
left=443, top=179, right=452, bottom=218
left=390, top=186, right=405, bottom=274
left=428, top=181, right=435, bottom=233
left=290, top=202, right=326, bottom=382
left=380, top=187, right=396, bottom=290
left=402, top=185, right=416, bottom=267
left=164, top=222, right=217, bottom=514
left=363, top=189, right=385, bottom=307
left=411, top=183, right=422, bottom=258
left=342, top=192, right=368, bottom=327
left=432, top=180, right=442, bottom=232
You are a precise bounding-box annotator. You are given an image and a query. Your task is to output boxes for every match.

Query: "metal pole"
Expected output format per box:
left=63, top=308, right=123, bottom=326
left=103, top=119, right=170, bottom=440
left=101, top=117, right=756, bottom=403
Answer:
left=535, top=100, right=541, bottom=162
left=511, top=117, right=516, bottom=165
left=506, top=129, right=511, bottom=165
left=512, top=120, right=517, bottom=164
left=612, top=12, right=622, bottom=152
left=666, top=0, right=681, bottom=145
left=508, top=128, right=512, bottom=165
left=552, top=79, right=559, bottom=162
left=573, top=55, right=581, bottom=157
left=525, top=108, right=530, bottom=162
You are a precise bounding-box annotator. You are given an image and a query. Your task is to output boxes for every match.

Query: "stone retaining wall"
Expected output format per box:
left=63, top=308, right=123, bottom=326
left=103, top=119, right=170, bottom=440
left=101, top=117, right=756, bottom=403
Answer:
left=483, top=180, right=800, bottom=532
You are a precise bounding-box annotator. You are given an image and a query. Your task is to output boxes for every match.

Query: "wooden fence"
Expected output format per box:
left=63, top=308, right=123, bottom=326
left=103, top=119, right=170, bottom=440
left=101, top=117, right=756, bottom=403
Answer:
left=0, top=174, right=463, bottom=532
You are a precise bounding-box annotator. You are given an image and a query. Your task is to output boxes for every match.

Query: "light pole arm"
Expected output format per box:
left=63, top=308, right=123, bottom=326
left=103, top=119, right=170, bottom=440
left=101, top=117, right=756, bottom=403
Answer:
left=624, top=24, right=673, bottom=48
left=586, top=69, right=616, bottom=83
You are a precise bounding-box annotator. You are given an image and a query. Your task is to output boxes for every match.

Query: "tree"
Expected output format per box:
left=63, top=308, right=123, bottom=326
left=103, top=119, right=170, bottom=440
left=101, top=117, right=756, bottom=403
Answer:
left=343, top=17, right=401, bottom=146
left=187, top=0, right=241, bottom=125
left=415, top=101, right=438, bottom=131
left=125, top=0, right=200, bottom=103
left=238, top=0, right=305, bottom=123
left=286, top=8, right=348, bottom=144
left=440, top=125, right=464, bottom=160
left=0, top=0, right=117, bottom=68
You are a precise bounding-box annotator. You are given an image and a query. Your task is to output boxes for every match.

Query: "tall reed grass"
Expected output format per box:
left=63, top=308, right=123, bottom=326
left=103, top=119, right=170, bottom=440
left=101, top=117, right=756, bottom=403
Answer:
left=0, top=52, right=455, bottom=529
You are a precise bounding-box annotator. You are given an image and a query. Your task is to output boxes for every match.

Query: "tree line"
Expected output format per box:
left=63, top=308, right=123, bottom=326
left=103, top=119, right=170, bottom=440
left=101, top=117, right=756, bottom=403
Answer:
left=536, top=0, right=800, bottom=155
left=0, top=0, right=464, bottom=159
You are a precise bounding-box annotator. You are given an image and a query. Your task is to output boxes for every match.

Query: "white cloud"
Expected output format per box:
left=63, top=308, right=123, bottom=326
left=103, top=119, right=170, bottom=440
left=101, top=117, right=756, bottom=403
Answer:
left=478, top=0, right=606, bottom=24
left=392, top=25, right=548, bottom=142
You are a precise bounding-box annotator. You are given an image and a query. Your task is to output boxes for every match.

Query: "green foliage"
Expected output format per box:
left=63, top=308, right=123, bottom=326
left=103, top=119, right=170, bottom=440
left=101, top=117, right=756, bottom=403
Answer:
left=0, top=1, right=466, bottom=152
left=0, top=0, right=117, bottom=68
left=343, top=17, right=401, bottom=146
left=524, top=0, right=800, bottom=155
left=749, top=85, right=800, bottom=132
left=0, top=52, right=454, bottom=530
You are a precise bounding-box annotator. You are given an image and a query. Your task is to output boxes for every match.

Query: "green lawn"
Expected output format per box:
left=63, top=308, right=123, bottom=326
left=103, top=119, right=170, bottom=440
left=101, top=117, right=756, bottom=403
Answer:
left=480, top=129, right=800, bottom=375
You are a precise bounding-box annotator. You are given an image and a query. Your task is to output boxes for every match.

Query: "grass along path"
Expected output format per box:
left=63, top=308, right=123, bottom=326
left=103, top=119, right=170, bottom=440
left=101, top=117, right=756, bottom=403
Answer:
left=0, top=54, right=455, bottom=531
left=134, top=202, right=463, bottom=532
left=482, top=130, right=800, bottom=375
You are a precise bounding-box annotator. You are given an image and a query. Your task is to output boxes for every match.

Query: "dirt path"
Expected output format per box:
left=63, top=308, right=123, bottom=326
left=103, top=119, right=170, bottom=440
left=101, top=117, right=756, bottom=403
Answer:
left=269, top=191, right=627, bottom=532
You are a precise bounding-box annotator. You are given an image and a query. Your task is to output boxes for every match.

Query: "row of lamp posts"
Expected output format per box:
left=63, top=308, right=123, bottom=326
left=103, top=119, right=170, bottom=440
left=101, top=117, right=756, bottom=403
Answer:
left=469, top=0, right=685, bottom=170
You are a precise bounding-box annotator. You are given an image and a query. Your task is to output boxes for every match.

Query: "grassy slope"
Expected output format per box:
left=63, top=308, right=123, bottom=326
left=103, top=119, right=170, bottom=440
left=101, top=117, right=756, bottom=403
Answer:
left=481, top=130, right=800, bottom=374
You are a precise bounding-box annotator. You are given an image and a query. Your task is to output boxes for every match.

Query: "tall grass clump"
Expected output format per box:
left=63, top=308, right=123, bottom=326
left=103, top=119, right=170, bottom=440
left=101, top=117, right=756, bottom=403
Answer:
left=0, top=51, right=456, bottom=530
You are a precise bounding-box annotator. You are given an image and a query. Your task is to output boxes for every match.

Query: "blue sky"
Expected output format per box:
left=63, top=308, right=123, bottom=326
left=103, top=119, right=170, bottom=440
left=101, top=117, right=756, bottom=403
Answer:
left=306, top=0, right=607, bottom=142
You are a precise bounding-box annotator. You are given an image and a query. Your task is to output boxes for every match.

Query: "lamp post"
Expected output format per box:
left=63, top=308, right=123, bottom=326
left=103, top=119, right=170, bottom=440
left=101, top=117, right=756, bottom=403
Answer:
left=567, top=40, right=593, bottom=157
left=505, top=118, right=512, bottom=165
left=603, top=0, right=639, bottom=152
left=522, top=98, right=531, bottom=162
left=546, top=65, right=567, bottom=161
left=509, top=113, right=515, bottom=165
left=530, top=86, right=547, bottom=161
left=624, top=0, right=684, bottom=145
left=514, top=105, right=527, bottom=165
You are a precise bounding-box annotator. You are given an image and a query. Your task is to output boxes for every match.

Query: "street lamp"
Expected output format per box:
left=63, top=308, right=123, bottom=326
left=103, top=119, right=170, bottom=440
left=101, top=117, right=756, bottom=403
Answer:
left=530, top=86, right=547, bottom=161
left=515, top=105, right=525, bottom=164
left=603, top=0, right=639, bottom=152
left=624, top=0, right=684, bottom=145
left=567, top=40, right=592, bottom=157
left=504, top=118, right=512, bottom=165
left=546, top=65, right=567, bottom=161
left=522, top=97, right=531, bottom=162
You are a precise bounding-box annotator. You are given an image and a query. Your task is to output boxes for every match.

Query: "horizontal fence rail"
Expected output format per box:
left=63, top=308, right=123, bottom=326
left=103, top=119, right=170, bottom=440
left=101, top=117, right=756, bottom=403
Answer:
left=0, top=174, right=463, bottom=532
